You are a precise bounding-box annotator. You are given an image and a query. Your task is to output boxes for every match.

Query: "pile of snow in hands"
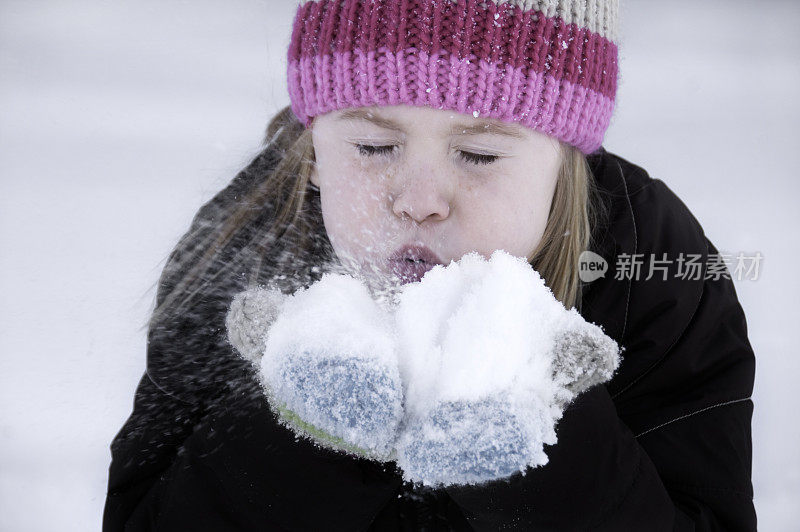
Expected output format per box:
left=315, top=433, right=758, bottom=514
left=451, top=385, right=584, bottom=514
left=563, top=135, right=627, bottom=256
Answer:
left=226, top=250, right=622, bottom=487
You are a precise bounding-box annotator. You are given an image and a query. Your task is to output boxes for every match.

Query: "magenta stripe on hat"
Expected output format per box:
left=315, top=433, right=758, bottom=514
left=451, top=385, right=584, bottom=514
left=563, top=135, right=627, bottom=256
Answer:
left=289, top=0, right=618, bottom=100
left=289, top=47, right=615, bottom=154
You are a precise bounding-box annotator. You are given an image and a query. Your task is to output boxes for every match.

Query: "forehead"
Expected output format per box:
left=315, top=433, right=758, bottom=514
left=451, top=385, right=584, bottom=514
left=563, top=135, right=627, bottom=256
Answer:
left=333, top=106, right=528, bottom=140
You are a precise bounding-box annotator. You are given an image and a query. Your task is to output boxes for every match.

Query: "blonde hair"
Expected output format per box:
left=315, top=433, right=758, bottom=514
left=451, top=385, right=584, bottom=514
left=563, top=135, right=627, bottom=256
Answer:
left=529, top=142, right=606, bottom=310
left=147, top=106, right=606, bottom=333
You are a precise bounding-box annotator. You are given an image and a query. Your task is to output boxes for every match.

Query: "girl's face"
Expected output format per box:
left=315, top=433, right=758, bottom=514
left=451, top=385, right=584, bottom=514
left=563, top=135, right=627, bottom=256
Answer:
left=310, top=105, right=561, bottom=285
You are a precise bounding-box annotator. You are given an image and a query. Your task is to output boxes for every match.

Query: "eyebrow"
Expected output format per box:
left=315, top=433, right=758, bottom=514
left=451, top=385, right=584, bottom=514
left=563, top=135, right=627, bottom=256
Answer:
left=336, top=108, right=526, bottom=139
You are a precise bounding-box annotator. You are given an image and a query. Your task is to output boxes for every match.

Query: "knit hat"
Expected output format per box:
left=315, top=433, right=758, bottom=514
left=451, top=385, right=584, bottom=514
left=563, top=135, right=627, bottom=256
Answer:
left=287, top=0, right=619, bottom=155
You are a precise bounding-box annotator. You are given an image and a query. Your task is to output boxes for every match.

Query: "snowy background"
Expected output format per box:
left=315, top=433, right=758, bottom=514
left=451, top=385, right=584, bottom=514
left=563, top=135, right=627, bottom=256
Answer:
left=1, top=0, right=797, bottom=529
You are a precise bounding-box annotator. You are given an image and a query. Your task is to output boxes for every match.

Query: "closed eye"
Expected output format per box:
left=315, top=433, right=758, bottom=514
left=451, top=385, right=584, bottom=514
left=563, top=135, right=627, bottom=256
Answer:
left=458, top=151, right=499, bottom=165
left=355, top=144, right=499, bottom=165
left=356, top=144, right=397, bottom=157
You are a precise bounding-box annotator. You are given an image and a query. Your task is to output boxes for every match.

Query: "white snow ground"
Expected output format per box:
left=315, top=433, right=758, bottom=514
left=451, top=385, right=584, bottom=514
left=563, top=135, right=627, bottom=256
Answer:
left=1, top=0, right=797, bottom=529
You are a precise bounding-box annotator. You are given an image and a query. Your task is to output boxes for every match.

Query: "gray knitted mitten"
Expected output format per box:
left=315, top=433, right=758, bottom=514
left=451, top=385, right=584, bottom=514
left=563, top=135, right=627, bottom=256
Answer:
left=393, top=314, right=621, bottom=487
left=391, top=251, right=622, bottom=487
left=226, top=276, right=403, bottom=460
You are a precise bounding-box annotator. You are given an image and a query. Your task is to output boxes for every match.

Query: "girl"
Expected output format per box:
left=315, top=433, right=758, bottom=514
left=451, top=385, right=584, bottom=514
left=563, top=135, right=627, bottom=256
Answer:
left=103, top=0, right=756, bottom=530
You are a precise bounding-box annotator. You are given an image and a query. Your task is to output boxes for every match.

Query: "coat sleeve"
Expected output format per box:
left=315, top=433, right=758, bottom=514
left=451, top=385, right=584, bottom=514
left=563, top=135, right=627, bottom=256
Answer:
left=102, top=372, right=208, bottom=531
left=443, top=383, right=681, bottom=530
left=443, top=250, right=756, bottom=530
left=443, top=382, right=754, bottom=531
left=103, top=371, right=405, bottom=531
left=637, top=398, right=755, bottom=530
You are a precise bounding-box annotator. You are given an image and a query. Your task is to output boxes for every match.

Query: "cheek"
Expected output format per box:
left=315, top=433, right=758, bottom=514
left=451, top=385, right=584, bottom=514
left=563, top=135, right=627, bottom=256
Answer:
left=459, top=171, right=556, bottom=259
left=511, top=182, right=557, bottom=257
left=317, top=162, right=389, bottom=257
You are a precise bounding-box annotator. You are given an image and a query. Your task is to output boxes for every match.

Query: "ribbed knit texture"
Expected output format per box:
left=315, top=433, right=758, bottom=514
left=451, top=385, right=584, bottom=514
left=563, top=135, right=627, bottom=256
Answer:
left=287, top=0, right=619, bottom=154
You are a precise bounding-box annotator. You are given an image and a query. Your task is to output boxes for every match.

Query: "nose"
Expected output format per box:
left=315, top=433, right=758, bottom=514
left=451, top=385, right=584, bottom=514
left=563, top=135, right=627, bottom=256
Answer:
left=390, top=172, right=454, bottom=224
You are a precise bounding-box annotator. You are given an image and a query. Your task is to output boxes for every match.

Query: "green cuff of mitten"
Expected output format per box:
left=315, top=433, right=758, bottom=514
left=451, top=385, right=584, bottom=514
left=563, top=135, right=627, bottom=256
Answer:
left=273, top=401, right=374, bottom=458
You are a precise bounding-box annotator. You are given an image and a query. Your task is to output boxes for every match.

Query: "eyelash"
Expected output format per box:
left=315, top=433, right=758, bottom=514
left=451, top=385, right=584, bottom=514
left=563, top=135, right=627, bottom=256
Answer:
left=355, top=144, right=499, bottom=166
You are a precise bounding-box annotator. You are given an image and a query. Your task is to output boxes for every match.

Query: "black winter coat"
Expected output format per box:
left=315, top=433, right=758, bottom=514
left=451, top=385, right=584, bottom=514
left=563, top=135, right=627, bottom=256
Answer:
left=103, top=147, right=757, bottom=531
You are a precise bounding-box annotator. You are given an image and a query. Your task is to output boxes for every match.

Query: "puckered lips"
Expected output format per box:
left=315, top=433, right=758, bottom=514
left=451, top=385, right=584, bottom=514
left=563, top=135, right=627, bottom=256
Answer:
left=389, top=244, right=444, bottom=284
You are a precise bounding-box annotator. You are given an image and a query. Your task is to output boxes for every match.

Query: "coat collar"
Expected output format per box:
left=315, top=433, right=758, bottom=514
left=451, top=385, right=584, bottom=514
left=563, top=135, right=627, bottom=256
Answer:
left=582, top=147, right=707, bottom=401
